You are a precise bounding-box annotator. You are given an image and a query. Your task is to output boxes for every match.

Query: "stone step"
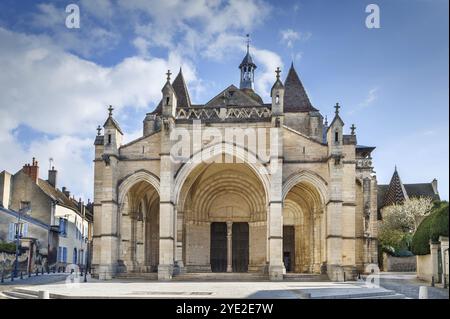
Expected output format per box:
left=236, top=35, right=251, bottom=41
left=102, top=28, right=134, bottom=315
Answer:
left=173, top=272, right=269, bottom=281
left=283, top=273, right=329, bottom=282
left=2, top=290, right=39, bottom=299
left=114, top=272, right=158, bottom=280
left=352, top=293, right=407, bottom=299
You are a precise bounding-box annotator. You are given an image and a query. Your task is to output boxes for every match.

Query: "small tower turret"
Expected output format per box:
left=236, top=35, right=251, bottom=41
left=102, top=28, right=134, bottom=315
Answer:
left=103, top=105, right=123, bottom=155
left=162, top=70, right=177, bottom=119
left=239, top=34, right=257, bottom=90
left=271, top=67, right=285, bottom=116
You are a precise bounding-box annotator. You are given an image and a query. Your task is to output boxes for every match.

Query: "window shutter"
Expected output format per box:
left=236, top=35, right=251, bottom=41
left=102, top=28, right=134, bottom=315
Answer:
left=23, top=223, right=29, bottom=237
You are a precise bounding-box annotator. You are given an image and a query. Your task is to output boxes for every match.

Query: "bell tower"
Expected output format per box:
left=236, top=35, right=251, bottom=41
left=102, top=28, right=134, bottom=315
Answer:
left=239, top=34, right=257, bottom=90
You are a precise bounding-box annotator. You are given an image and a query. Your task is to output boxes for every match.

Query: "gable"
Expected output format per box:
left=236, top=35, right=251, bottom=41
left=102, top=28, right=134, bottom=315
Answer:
left=205, top=85, right=262, bottom=108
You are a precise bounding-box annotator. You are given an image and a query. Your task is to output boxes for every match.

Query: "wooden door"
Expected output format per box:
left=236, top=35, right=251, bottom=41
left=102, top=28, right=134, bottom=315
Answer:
left=283, top=226, right=295, bottom=272
left=210, top=222, right=227, bottom=272
left=232, top=223, right=249, bottom=272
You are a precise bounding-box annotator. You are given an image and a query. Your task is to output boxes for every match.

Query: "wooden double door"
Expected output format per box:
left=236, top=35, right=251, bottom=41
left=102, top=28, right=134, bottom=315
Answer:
left=210, top=222, right=249, bottom=273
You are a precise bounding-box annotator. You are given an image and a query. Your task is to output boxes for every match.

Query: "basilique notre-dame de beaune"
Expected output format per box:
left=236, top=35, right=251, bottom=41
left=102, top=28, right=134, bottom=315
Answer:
left=91, top=44, right=379, bottom=282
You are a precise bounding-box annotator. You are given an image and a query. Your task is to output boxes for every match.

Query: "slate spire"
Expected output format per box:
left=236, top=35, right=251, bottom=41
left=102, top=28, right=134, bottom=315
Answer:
left=284, top=63, right=316, bottom=112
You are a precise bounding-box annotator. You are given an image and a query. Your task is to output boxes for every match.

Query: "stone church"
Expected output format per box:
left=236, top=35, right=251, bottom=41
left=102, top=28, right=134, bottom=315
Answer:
left=92, top=45, right=379, bottom=281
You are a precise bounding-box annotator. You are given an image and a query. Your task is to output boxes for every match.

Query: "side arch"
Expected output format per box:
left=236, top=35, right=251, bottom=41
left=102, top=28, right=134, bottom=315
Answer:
left=282, top=170, right=329, bottom=205
left=118, top=170, right=160, bottom=206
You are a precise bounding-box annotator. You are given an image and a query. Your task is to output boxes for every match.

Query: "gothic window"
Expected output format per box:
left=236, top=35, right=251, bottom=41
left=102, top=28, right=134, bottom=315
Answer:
left=166, top=96, right=170, bottom=105
left=275, top=94, right=280, bottom=104
left=335, top=131, right=339, bottom=143
left=108, top=134, right=112, bottom=145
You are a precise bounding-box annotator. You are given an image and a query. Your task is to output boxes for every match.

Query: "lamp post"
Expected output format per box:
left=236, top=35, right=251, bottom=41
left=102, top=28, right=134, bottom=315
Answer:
left=13, top=207, right=30, bottom=278
left=13, top=211, right=26, bottom=278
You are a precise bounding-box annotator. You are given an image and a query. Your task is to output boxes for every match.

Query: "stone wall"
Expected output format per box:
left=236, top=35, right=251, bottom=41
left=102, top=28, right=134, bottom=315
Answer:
left=382, top=253, right=416, bottom=272
left=417, top=254, right=433, bottom=282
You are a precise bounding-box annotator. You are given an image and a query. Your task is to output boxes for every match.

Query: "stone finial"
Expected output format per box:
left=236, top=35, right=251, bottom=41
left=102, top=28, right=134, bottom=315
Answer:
left=334, top=102, right=341, bottom=115
left=350, top=124, right=356, bottom=135
left=324, top=116, right=328, bottom=126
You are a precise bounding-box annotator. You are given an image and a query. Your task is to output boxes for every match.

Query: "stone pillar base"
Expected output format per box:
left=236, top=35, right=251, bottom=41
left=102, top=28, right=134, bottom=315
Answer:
left=269, top=265, right=284, bottom=281
left=158, top=264, right=174, bottom=281
left=173, top=261, right=185, bottom=275
left=327, top=264, right=344, bottom=282
left=97, top=264, right=116, bottom=280
left=342, top=265, right=358, bottom=281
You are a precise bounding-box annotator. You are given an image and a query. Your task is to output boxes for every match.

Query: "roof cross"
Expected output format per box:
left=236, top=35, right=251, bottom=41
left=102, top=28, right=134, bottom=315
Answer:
left=334, top=102, right=341, bottom=114
left=108, top=105, right=114, bottom=116
left=166, top=70, right=172, bottom=82
left=246, top=34, right=250, bottom=53
left=97, top=125, right=102, bottom=136
left=350, top=124, right=356, bottom=135
left=275, top=67, right=281, bottom=80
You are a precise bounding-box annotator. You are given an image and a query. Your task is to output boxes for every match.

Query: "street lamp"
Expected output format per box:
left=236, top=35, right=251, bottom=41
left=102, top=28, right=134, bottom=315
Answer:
left=13, top=207, right=30, bottom=278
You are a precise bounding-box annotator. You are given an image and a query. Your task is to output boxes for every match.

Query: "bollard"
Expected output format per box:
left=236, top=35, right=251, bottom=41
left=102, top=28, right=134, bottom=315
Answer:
left=419, top=286, right=428, bottom=299
left=11, top=272, right=14, bottom=282
left=28, top=271, right=31, bottom=278
left=444, top=275, right=447, bottom=289
left=36, top=268, right=39, bottom=276
left=41, top=267, right=44, bottom=275
left=343, top=272, right=346, bottom=282
left=431, top=276, right=435, bottom=287
left=20, top=272, right=23, bottom=280
left=38, top=290, right=50, bottom=299
left=1, top=272, right=4, bottom=284
left=53, top=267, right=56, bottom=274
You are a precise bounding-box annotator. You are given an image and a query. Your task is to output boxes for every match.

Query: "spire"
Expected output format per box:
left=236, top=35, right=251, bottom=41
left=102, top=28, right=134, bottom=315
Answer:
left=383, top=167, right=408, bottom=207
left=239, top=34, right=257, bottom=90
left=171, top=68, right=192, bottom=108
left=284, top=63, right=316, bottom=112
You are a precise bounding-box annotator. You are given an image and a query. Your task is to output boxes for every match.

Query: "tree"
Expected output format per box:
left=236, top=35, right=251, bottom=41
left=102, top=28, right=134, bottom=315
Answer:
left=381, top=197, right=434, bottom=232
left=379, top=197, right=434, bottom=255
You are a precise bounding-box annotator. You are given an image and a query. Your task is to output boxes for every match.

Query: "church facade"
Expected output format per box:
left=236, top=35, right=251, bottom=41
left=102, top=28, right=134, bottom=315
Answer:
left=91, top=46, right=379, bottom=281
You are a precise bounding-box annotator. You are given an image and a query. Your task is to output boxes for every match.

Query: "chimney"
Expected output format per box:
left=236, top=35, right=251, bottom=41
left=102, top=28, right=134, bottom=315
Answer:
left=22, top=157, right=39, bottom=184
left=48, top=166, right=57, bottom=188
left=431, top=178, right=439, bottom=195
left=62, top=186, right=70, bottom=198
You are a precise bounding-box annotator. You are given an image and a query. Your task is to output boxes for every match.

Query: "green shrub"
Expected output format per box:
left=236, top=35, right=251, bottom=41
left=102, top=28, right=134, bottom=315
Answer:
left=411, top=202, right=449, bottom=255
left=0, top=241, right=16, bottom=254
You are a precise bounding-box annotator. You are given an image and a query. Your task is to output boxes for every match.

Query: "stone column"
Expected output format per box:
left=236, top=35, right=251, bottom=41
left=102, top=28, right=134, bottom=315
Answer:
left=227, top=221, right=233, bottom=272
left=97, top=156, right=120, bottom=280
left=430, top=242, right=440, bottom=283
left=158, top=112, right=176, bottom=280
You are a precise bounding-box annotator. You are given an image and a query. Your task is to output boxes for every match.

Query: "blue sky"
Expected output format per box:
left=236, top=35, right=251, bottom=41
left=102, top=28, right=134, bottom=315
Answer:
left=0, top=0, right=448, bottom=201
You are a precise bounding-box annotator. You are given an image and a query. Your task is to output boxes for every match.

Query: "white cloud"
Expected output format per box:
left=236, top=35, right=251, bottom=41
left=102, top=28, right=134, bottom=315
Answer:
left=359, top=87, right=378, bottom=107
left=30, top=2, right=120, bottom=58
left=280, top=29, right=312, bottom=48
left=0, top=27, right=199, bottom=200
left=348, top=87, right=379, bottom=115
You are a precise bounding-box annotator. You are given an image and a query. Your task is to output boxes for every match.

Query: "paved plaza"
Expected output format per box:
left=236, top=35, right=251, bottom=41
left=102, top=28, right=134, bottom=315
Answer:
left=1, top=272, right=448, bottom=299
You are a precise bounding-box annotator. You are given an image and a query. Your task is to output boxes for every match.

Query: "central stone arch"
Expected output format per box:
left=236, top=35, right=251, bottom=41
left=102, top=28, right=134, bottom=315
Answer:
left=173, top=142, right=270, bottom=274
